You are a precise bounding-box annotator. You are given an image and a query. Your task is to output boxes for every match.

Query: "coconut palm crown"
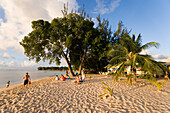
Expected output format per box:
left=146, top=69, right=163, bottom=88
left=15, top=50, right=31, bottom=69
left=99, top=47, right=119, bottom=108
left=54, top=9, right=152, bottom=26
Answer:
left=108, top=32, right=167, bottom=84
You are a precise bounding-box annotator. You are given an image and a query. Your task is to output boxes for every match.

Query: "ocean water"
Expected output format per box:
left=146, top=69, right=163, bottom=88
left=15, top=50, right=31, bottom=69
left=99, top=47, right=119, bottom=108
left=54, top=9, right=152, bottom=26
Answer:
left=0, top=70, right=65, bottom=88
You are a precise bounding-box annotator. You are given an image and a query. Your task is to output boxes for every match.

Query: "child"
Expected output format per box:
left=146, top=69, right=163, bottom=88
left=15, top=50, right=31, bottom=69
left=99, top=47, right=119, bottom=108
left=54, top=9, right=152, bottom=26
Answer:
left=55, top=75, right=60, bottom=80
left=6, top=81, right=10, bottom=88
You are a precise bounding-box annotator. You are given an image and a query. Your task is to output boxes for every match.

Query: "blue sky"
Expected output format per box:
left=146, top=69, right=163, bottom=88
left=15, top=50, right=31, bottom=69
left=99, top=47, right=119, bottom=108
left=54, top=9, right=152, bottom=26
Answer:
left=0, top=0, right=170, bottom=70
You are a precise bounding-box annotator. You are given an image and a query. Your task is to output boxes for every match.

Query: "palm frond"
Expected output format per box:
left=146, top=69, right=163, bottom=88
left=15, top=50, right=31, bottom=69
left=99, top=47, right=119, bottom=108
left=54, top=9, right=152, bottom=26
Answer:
left=107, top=49, right=126, bottom=58
left=109, top=56, right=126, bottom=66
left=137, top=54, right=167, bottom=75
left=102, top=82, right=111, bottom=90
left=141, top=42, right=159, bottom=50
left=113, top=62, right=126, bottom=81
left=148, top=80, right=167, bottom=91
left=99, top=82, right=114, bottom=99
left=135, top=34, right=142, bottom=44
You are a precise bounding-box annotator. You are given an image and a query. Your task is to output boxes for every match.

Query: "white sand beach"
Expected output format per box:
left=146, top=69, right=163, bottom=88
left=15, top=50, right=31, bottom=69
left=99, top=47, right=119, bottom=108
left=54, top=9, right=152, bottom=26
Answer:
left=0, top=74, right=170, bottom=113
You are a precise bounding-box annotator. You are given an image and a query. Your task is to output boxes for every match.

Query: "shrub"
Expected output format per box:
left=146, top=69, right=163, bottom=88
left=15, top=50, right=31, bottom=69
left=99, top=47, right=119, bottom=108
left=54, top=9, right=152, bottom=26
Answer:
left=99, top=82, right=113, bottom=99
left=148, top=79, right=166, bottom=91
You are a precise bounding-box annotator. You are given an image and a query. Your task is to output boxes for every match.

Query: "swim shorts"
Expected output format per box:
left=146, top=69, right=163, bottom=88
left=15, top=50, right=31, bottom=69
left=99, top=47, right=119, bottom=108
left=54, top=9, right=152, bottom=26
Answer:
left=24, top=79, right=28, bottom=85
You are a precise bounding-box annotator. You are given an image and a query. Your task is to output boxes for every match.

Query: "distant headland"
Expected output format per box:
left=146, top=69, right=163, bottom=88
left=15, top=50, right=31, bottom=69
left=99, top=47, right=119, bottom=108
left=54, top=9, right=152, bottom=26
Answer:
left=38, top=67, right=68, bottom=71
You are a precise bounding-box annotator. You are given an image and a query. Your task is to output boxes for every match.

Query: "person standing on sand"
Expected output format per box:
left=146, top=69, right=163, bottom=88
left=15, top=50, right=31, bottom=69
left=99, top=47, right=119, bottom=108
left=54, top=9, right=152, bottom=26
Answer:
left=23, top=72, right=31, bottom=87
left=6, top=81, right=10, bottom=88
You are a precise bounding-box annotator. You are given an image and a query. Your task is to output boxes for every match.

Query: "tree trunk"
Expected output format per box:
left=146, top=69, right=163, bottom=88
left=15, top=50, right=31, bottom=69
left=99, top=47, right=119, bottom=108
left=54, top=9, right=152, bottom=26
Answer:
left=78, top=48, right=87, bottom=75
left=62, top=52, right=74, bottom=77
left=133, top=70, right=136, bottom=83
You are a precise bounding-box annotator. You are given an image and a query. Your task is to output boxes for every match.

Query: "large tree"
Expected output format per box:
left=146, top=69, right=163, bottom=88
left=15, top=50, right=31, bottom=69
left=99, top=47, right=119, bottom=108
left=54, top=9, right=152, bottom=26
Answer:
left=108, top=24, right=167, bottom=83
left=20, top=6, right=113, bottom=76
left=20, top=7, right=97, bottom=76
left=83, top=16, right=112, bottom=72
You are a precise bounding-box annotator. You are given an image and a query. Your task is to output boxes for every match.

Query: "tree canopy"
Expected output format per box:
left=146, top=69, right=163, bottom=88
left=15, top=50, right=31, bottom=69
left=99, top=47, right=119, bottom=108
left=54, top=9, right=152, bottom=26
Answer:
left=20, top=6, right=112, bottom=76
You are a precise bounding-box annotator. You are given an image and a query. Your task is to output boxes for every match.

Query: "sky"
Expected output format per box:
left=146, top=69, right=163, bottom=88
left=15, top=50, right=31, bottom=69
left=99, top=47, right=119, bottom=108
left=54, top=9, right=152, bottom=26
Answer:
left=0, top=0, right=170, bottom=70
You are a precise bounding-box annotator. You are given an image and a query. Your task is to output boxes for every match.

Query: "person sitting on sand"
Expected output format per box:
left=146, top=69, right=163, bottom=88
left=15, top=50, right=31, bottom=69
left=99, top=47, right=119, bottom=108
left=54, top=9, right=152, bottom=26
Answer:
left=23, top=72, right=31, bottom=87
left=79, top=74, right=82, bottom=81
left=74, top=75, right=80, bottom=83
left=55, top=75, right=60, bottom=80
left=60, top=75, right=66, bottom=81
left=66, top=74, right=70, bottom=80
left=6, top=81, right=10, bottom=88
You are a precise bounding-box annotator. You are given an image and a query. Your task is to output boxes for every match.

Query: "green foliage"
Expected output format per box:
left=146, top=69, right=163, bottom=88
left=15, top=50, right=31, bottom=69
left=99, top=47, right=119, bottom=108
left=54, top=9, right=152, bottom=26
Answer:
left=38, top=66, right=68, bottom=71
left=83, top=15, right=112, bottom=72
left=139, top=74, right=153, bottom=79
left=148, top=79, right=167, bottom=91
left=108, top=23, right=167, bottom=83
left=99, top=82, right=113, bottom=99
left=20, top=5, right=105, bottom=76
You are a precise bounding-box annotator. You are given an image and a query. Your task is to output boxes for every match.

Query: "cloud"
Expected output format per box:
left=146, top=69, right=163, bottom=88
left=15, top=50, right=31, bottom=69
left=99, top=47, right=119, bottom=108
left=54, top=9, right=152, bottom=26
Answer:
left=0, top=0, right=79, bottom=53
left=140, top=49, right=150, bottom=55
left=8, top=61, right=16, bottom=67
left=2, top=53, right=15, bottom=59
left=153, top=54, right=170, bottom=60
left=0, top=61, right=17, bottom=67
left=21, top=61, right=37, bottom=67
left=92, top=18, right=98, bottom=27
left=0, top=60, right=37, bottom=68
left=160, top=57, right=170, bottom=62
left=93, top=0, right=121, bottom=14
left=0, top=61, right=5, bottom=65
left=150, top=54, right=170, bottom=62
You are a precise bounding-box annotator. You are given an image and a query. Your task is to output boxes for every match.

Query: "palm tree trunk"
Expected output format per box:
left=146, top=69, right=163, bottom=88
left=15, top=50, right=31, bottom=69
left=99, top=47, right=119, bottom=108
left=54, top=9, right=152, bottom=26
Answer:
left=133, top=70, right=136, bottom=83
left=131, top=67, right=137, bottom=83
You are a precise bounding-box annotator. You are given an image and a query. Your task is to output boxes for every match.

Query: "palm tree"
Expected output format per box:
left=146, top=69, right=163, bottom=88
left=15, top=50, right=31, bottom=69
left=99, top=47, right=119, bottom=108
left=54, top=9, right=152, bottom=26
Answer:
left=108, top=33, right=167, bottom=84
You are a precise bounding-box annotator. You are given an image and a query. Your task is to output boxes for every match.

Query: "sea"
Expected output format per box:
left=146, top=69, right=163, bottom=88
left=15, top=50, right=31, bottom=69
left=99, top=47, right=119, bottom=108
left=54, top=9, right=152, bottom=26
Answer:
left=0, top=70, right=65, bottom=89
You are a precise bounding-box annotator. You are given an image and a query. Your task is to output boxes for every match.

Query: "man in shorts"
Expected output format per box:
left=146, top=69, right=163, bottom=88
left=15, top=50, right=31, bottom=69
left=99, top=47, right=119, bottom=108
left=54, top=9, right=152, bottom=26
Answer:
left=23, top=72, right=31, bottom=87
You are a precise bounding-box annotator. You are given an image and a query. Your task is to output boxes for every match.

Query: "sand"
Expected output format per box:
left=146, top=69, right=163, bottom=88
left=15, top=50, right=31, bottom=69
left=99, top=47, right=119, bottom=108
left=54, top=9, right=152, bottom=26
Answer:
left=0, top=74, right=170, bottom=113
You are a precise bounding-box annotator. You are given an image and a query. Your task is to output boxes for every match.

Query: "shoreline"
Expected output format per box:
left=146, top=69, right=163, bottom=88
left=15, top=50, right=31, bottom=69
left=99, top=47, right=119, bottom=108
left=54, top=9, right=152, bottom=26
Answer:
left=0, top=76, right=56, bottom=92
left=0, top=74, right=93, bottom=92
left=0, top=70, right=65, bottom=90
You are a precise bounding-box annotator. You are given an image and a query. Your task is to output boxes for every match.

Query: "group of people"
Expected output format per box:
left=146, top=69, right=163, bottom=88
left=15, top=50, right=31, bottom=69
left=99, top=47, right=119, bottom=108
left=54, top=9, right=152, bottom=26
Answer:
left=55, top=74, right=70, bottom=81
left=74, top=71, right=86, bottom=84
left=55, top=70, right=86, bottom=84
left=6, top=72, right=31, bottom=88
left=55, top=71, right=70, bottom=81
left=6, top=70, right=86, bottom=88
